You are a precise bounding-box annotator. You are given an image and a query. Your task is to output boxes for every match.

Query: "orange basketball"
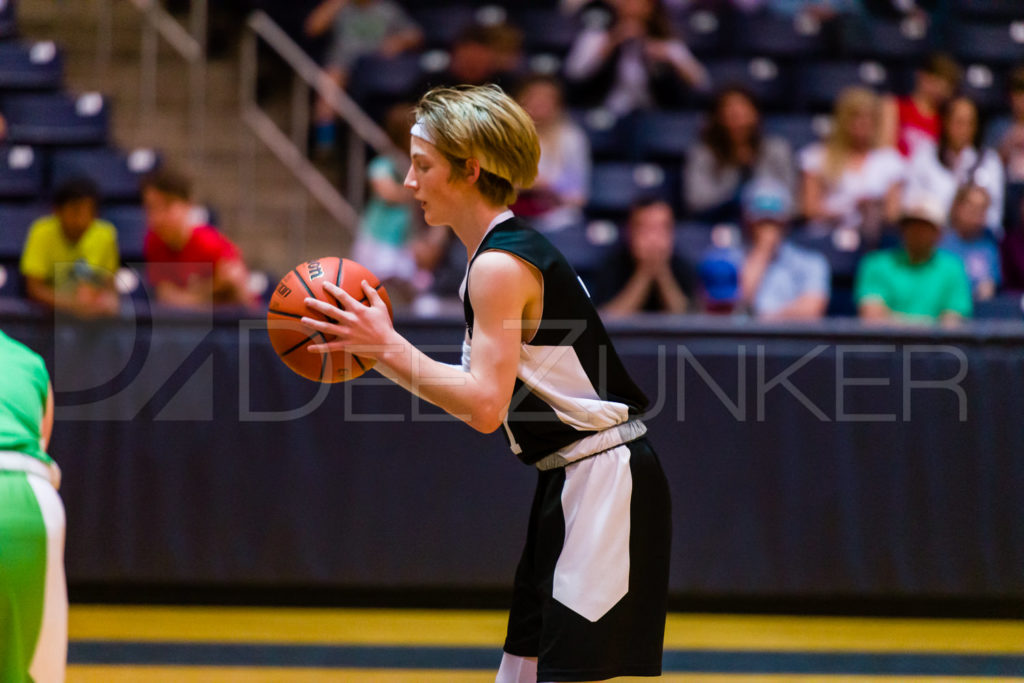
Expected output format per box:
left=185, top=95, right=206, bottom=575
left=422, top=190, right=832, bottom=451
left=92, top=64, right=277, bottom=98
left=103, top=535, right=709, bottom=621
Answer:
left=267, top=257, right=393, bottom=383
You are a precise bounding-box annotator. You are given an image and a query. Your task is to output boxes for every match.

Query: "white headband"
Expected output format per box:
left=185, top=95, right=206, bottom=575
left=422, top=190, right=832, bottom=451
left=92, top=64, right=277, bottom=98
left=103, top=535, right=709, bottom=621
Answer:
left=410, top=120, right=435, bottom=145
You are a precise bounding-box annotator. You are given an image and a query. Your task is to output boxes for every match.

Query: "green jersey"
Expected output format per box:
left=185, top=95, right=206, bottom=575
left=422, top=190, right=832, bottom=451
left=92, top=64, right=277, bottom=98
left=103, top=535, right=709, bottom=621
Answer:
left=0, top=330, right=51, bottom=465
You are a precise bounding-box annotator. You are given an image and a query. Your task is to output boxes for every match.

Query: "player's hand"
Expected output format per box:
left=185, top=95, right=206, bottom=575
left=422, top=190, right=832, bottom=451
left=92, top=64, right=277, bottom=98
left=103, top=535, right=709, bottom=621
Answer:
left=302, top=280, right=395, bottom=359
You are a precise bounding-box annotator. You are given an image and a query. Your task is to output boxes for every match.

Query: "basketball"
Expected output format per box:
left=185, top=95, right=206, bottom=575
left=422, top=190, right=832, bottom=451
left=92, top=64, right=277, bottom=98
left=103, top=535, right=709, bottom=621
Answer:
left=267, top=257, right=393, bottom=383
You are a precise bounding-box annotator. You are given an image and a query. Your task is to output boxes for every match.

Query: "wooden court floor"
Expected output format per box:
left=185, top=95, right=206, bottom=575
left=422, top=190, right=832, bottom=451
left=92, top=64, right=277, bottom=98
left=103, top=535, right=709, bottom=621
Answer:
left=67, top=606, right=1024, bottom=681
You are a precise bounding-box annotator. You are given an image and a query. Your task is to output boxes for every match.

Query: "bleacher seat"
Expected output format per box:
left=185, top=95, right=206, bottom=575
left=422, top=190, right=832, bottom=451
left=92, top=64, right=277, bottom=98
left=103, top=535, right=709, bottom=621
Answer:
left=732, top=10, right=828, bottom=60
left=983, top=114, right=1012, bottom=150
left=675, top=7, right=727, bottom=58
left=0, top=41, right=62, bottom=90
left=699, top=58, right=789, bottom=110
left=633, top=110, right=702, bottom=162
left=514, top=7, right=578, bottom=55
left=51, top=147, right=159, bottom=203
left=796, top=61, right=891, bottom=111
left=570, top=109, right=636, bottom=161
left=951, top=0, right=1024, bottom=21
left=974, top=292, right=1024, bottom=319
left=0, top=202, right=44, bottom=259
left=101, top=204, right=148, bottom=261
left=959, top=63, right=1008, bottom=115
left=0, top=0, right=16, bottom=40
left=587, top=162, right=678, bottom=214
left=763, top=113, right=829, bottom=151
left=0, top=145, right=42, bottom=200
left=949, top=21, right=1024, bottom=65
left=3, top=92, right=109, bottom=146
left=348, top=52, right=423, bottom=117
left=410, top=5, right=477, bottom=48
left=674, top=221, right=714, bottom=265
left=840, top=16, right=931, bottom=62
left=0, top=262, right=23, bottom=298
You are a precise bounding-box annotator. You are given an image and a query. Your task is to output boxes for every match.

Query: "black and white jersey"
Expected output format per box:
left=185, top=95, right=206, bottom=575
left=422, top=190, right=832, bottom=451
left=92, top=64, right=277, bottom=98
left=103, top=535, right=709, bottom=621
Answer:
left=462, top=215, right=649, bottom=467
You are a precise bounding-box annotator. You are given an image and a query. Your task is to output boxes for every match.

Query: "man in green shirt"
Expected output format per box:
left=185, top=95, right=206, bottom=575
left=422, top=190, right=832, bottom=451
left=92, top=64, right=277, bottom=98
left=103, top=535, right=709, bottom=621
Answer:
left=0, top=329, right=66, bottom=682
left=20, top=178, right=120, bottom=318
left=855, top=192, right=972, bottom=325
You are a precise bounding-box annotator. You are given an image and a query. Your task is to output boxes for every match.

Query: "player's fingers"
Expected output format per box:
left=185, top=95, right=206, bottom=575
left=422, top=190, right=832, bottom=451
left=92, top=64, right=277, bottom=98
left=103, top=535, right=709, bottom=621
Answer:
left=361, top=280, right=385, bottom=307
left=323, top=281, right=363, bottom=309
left=300, top=315, right=349, bottom=337
left=304, top=296, right=350, bottom=321
left=307, top=340, right=346, bottom=354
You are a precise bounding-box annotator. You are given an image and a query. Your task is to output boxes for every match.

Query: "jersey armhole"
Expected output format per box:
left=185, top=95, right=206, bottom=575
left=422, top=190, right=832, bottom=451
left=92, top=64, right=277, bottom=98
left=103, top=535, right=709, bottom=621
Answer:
left=470, top=247, right=545, bottom=345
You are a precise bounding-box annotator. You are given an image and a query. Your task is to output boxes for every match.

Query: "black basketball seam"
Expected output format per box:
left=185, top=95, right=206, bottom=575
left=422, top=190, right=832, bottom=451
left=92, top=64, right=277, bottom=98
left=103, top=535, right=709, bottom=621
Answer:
left=281, top=332, right=321, bottom=356
left=317, top=338, right=327, bottom=382
left=353, top=355, right=366, bottom=371
left=292, top=267, right=316, bottom=298
left=267, top=309, right=304, bottom=320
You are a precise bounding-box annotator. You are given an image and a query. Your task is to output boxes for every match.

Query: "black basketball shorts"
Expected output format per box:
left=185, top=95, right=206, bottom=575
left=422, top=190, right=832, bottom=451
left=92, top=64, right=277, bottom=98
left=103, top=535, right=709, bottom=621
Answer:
left=503, top=437, right=672, bottom=682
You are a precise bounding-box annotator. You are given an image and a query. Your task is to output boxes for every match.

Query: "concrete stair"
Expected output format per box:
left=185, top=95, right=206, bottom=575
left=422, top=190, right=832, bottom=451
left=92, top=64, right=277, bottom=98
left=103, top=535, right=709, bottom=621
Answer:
left=17, top=0, right=355, bottom=276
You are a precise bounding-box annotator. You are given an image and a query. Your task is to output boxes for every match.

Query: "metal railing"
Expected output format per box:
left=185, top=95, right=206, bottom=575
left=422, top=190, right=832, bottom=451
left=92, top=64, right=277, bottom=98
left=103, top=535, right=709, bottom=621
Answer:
left=240, top=11, right=402, bottom=255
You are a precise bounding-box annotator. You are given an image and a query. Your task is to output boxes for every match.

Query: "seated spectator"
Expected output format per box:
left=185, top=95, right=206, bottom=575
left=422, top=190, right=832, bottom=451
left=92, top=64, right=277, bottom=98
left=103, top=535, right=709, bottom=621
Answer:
left=998, top=66, right=1024, bottom=184
left=598, top=197, right=696, bottom=316
left=20, top=178, right=120, bottom=318
left=142, top=168, right=253, bottom=308
left=800, top=86, right=905, bottom=244
left=738, top=179, right=830, bottom=320
left=304, top=0, right=422, bottom=154
left=416, top=24, right=520, bottom=96
left=880, top=53, right=961, bottom=158
left=855, top=191, right=972, bottom=325
left=512, top=75, right=591, bottom=233
left=939, top=184, right=1000, bottom=302
left=685, top=87, right=795, bottom=224
left=906, top=96, right=1005, bottom=235
left=564, top=0, right=709, bottom=116
left=352, top=103, right=418, bottom=304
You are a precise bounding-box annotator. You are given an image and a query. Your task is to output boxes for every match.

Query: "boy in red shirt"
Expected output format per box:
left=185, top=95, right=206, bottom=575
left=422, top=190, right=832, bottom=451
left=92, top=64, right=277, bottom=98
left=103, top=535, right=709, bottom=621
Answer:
left=142, top=168, right=253, bottom=308
left=880, top=53, right=961, bottom=158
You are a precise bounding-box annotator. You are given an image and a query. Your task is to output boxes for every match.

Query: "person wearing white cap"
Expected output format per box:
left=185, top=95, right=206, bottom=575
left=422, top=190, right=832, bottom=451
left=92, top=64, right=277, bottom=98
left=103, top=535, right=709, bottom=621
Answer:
left=300, top=84, right=671, bottom=683
left=855, top=190, right=972, bottom=324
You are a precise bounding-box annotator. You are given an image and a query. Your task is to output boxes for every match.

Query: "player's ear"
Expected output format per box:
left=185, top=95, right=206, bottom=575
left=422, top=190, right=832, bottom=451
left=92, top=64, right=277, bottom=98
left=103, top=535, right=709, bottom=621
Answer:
left=464, top=158, right=481, bottom=185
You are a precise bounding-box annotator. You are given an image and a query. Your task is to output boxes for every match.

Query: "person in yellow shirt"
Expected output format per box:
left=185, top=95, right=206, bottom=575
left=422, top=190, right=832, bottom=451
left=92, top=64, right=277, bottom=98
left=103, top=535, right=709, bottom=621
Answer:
left=20, top=178, right=120, bottom=318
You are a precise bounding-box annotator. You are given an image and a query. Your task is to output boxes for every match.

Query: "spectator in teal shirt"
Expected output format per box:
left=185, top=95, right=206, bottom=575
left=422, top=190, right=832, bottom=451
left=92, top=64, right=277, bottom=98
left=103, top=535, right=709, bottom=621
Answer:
left=855, top=191, right=972, bottom=325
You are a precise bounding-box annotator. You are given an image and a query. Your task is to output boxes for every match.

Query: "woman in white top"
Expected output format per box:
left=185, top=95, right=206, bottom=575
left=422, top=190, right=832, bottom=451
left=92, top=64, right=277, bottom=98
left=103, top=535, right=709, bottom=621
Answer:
left=906, top=95, right=1005, bottom=237
left=564, top=0, right=709, bottom=116
left=513, top=75, right=591, bottom=232
left=799, top=86, right=906, bottom=243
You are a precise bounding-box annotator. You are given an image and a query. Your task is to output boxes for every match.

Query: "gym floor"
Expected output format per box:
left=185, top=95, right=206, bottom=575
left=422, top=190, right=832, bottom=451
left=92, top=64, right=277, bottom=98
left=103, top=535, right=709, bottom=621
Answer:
left=66, top=606, right=1024, bottom=681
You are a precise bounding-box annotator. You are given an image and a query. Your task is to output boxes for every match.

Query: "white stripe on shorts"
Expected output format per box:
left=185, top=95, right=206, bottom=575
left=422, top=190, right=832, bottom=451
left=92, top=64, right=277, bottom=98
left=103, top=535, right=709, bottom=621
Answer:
left=26, top=475, right=67, bottom=683
left=552, top=444, right=632, bottom=622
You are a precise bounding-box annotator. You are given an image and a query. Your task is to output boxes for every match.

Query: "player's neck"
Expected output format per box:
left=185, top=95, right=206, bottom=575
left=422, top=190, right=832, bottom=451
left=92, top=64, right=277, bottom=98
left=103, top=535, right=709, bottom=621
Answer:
left=453, top=203, right=510, bottom=258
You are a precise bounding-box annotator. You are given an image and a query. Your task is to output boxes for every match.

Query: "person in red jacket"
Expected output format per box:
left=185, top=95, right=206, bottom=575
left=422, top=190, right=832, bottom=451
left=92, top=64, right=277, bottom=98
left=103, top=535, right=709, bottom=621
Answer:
left=880, top=53, right=961, bottom=158
left=141, top=168, right=253, bottom=308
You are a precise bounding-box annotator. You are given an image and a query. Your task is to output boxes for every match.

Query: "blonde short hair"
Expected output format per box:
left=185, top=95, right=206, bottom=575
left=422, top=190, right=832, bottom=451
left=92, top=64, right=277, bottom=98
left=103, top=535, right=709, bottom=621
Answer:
left=414, top=84, right=540, bottom=207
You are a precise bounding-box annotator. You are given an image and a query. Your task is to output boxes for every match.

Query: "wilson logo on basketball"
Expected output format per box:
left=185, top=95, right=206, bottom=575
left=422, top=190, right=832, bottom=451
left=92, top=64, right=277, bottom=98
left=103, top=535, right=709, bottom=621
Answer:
left=307, top=261, right=324, bottom=279
left=276, top=283, right=292, bottom=297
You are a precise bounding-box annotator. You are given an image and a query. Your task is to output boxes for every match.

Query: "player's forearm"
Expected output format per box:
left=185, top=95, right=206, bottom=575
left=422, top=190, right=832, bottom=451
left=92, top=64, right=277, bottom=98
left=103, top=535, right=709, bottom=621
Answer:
left=374, top=331, right=505, bottom=433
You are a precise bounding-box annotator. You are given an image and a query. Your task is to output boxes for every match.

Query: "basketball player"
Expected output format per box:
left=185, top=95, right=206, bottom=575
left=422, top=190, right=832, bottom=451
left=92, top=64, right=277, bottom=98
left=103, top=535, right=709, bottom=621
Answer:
left=0, top=329, right=67, bottom=682
left=302, top=85, right=670, bottom=682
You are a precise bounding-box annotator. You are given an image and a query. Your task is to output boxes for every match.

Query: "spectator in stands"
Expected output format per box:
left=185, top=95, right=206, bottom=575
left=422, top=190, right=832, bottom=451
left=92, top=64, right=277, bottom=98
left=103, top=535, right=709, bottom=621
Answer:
left=564, top=0, right=709, bottom=116
left=905, top=95, right=1005, bottom=235
left=998, top=66, right=1024, bottom=185
left=598, top=197, right=696, bottom=316
left=416, top=24, right=521, bottom=96
left=879, top=53, right=961, bottom=158
left=352, top=103, right=418, bottom=304
left=20, top=178, right=120, bottom=318
left=800, top=86, right=905, bottom=244
left=940, top=184, right=1000, bottom=302
left=141, top=168, right=253, bottom=309
left=855, top=191, right=972, bottom=325
left=304, top=0, right=422, bottom=155
left=512, top=75, right=591, bottom=233
left=685, top=87, right=795, bottom=224
left=738, top=179, right=830, bottom=319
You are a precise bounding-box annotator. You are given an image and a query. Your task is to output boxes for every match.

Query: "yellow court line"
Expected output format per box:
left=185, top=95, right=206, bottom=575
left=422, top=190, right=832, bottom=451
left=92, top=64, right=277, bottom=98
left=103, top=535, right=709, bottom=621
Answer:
left=65, top=668, right=1024, bottom=683
left=70, top=606, right=1024, bottom=654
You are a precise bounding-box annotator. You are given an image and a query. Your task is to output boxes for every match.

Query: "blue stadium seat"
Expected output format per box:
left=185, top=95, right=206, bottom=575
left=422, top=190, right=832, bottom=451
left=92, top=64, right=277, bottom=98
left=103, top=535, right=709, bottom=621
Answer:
left=0, top=0, right=16, bottom=40
left=699, top=58, right=789, bottom=110
left=348, top=53, right=423, bottom=110
left=675, top=7, right=727, bottom=58
left=0, top=202, right=45, bottom=259
left=796, top=61, right=891, bottom=111
left=949, top=21, right=1024, bottom=64
left=587, top=162, right=678, bottom=214
left=51, top=147, right=159, bottom=202
left=409, top=6, right=477, bottom=48
left=101, top=204, right=148, bottom=261
left=983, top=114, right=1012, bottom=150
left=0, top=261, right=24, bottom=299
left=950, top=0, right=1024, bottom=20
left=0, top=40, right=62, bottom=90
left=974, top=293, right=1024, bottom=319
left=3, top=92, right=109, bottom=146
left=544, top=221, right=616, bottom=277
left=633, top=110, right=702, bottom=161
left=763, top=113, right=828, bottom=151
left=570, top=109, right=636, bottom=161
left=0, top=144, right=42, bottom=200
left=673, top=221, right=714, bottom=265
left=732, top=10, right=828, bottom=59
left=840, top=16, right=932, bottom=62
left=959, top=63, right=1008, bottom=116
left=513, top=7, right=578, bottom=54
